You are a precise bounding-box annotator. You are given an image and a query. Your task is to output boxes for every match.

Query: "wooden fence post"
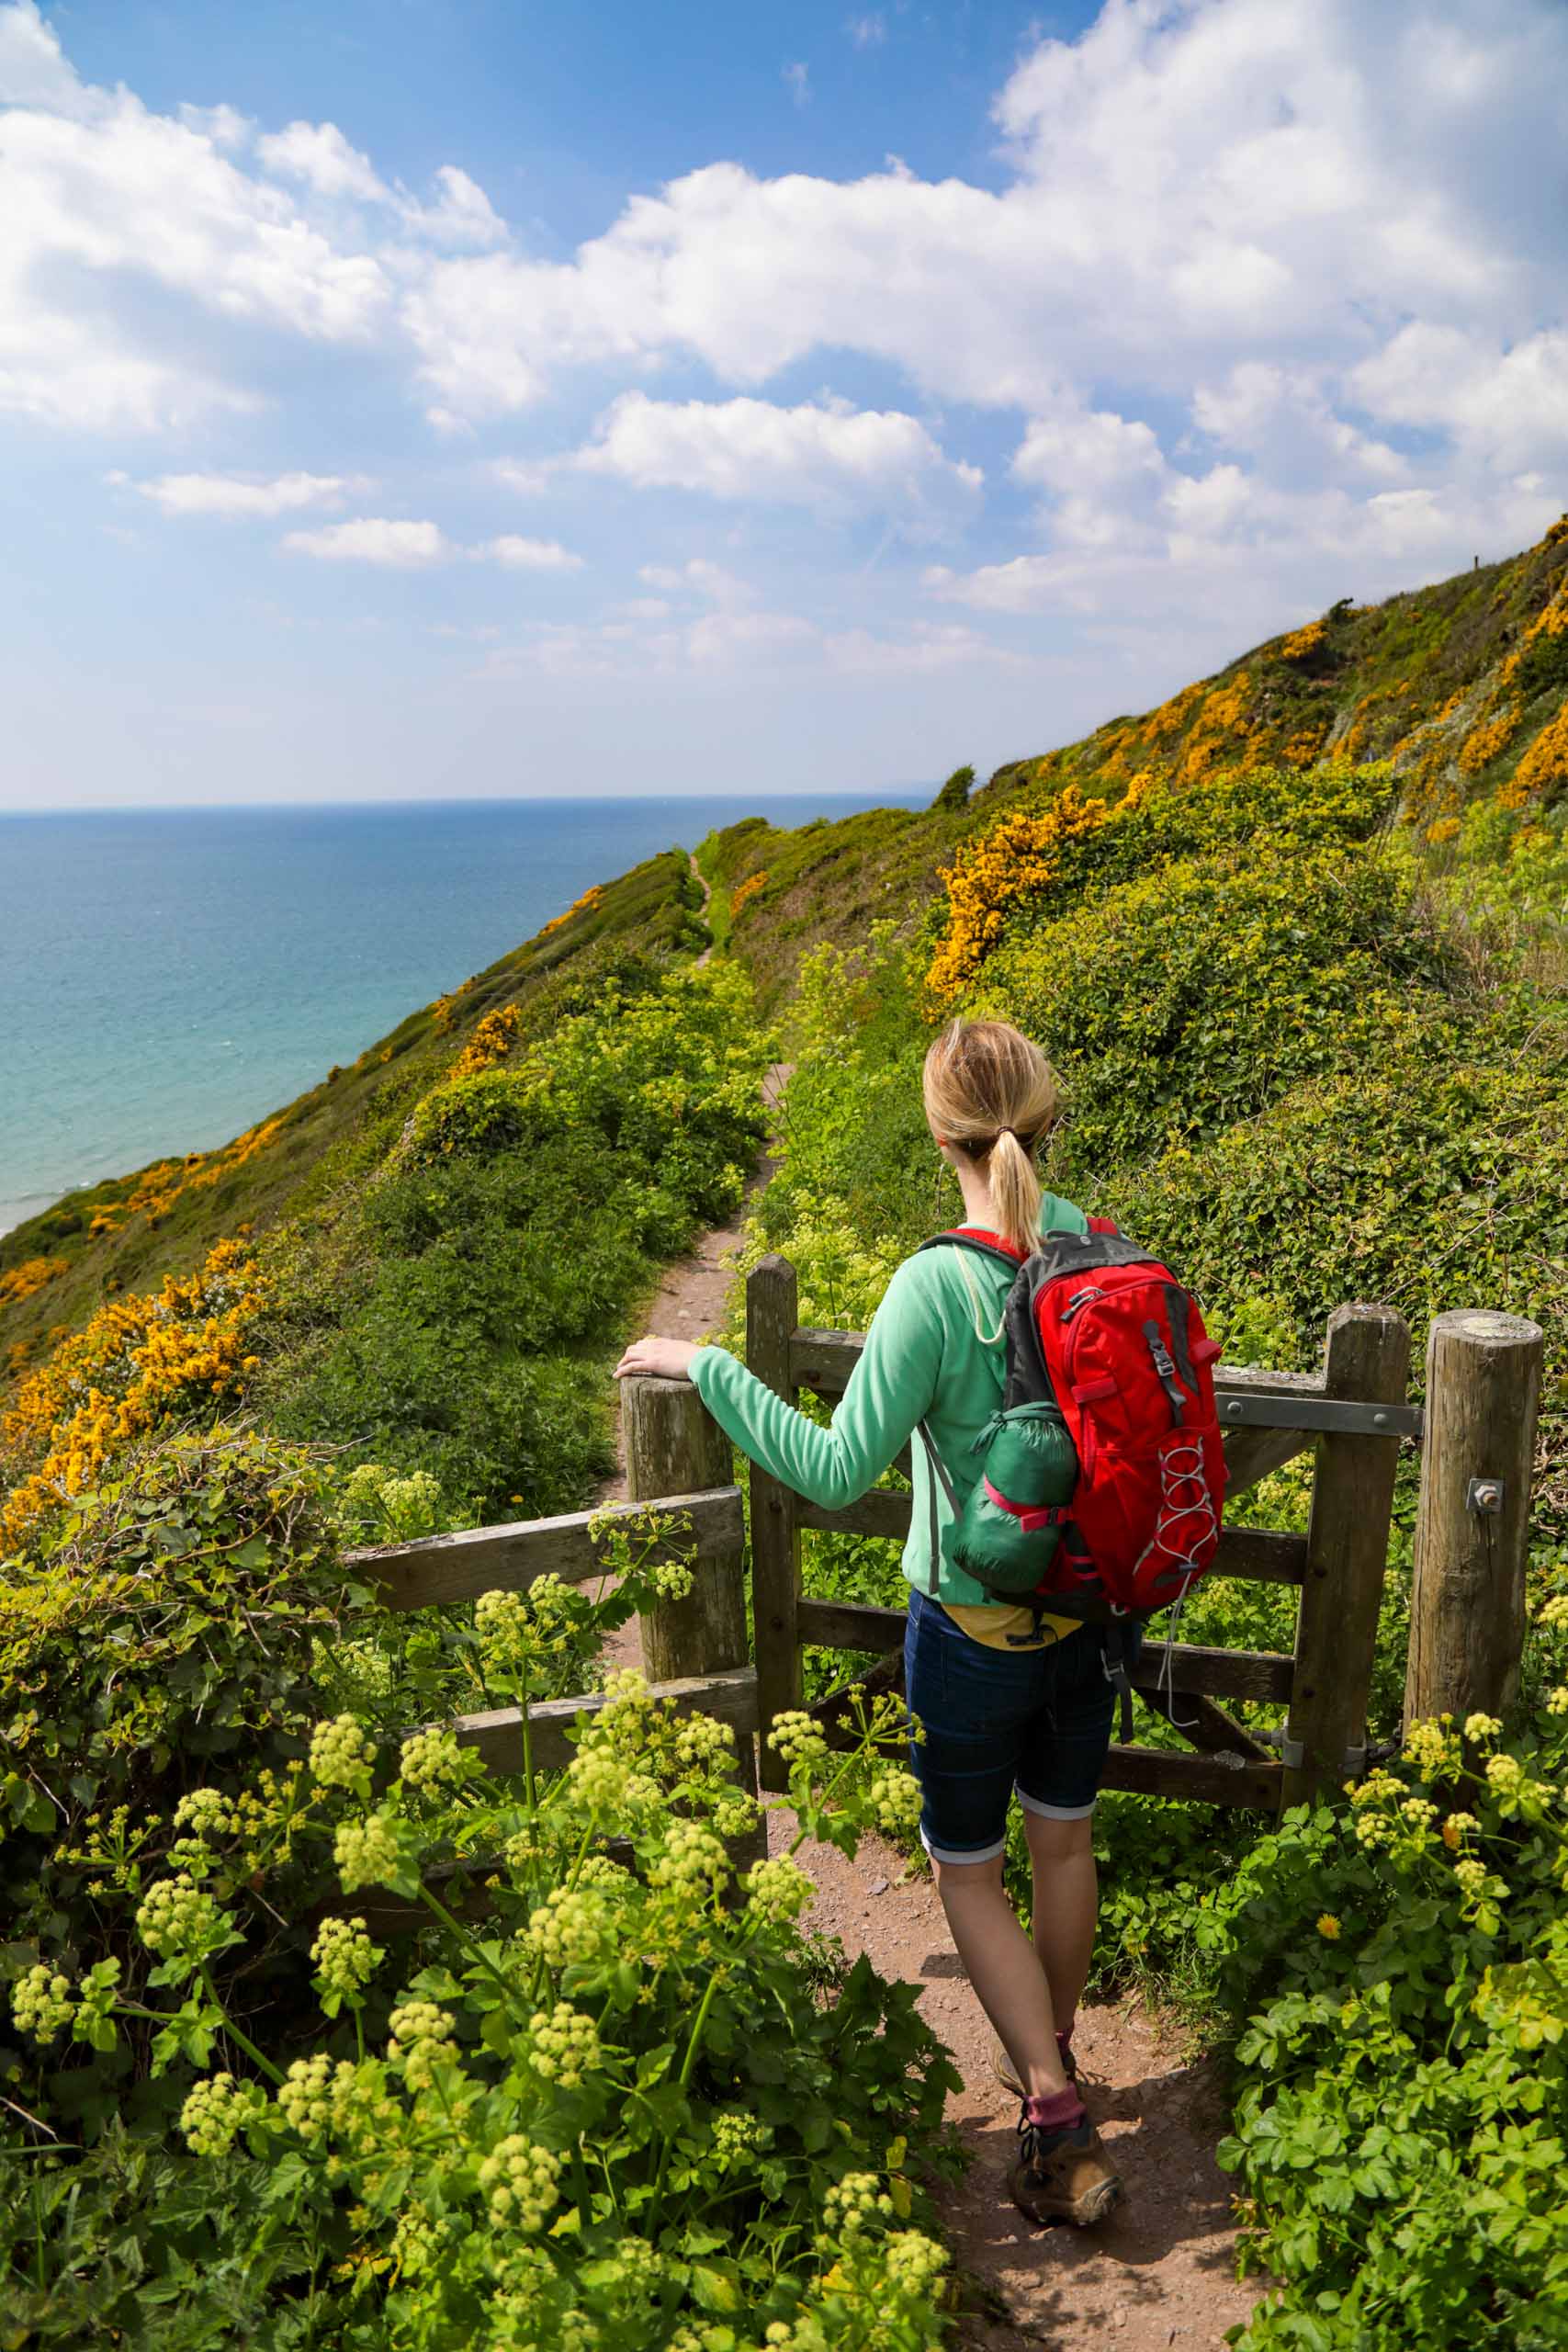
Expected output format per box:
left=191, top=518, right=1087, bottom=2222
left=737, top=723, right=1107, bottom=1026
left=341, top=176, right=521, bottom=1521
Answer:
left=748, top=1256, right=803, bottom=1791
left=622, top=1373, right=762, bottom=1864
left=1280, top=1304, right=1412, bottom=1809
left=622, top=1374, right=745, bottom=1683
left=1404, top=1309, right=1544, bottom=1732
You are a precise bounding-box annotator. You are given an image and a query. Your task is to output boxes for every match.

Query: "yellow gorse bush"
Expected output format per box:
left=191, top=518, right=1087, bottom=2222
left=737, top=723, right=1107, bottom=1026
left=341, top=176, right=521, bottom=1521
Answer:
left=730, top=868, right=768, bottom=917
left=924, top=779, right=1115, bottom=1006
left=1460, top=706, right=1519, bottom=775
left=538, top=882, right=604, bottom=940
left=0, top=1237, right=265, bottom=1551
left=1280, top=619, right=1328, bottom=665
left=85, top=1118, right=286, bottom=1238
left=0, top=1256, right=67, bottom=1309
left=1505, top=697, right=1568, bottom=808
left=452, top=1002, right=521, bottom=1077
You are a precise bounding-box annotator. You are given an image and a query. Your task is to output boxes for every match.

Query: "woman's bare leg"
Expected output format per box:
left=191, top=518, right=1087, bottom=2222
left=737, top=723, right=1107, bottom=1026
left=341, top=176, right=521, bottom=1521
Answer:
left=930, top=1853, right=1068, bottom=2098
left=1021, top=1809, right=1099, bottom=2032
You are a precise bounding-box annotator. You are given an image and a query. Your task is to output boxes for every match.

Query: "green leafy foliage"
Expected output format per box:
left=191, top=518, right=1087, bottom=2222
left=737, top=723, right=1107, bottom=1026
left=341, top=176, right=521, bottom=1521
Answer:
left=931, top=765, right=975, bottom=812
left=3, top=1540, right=960, bottom=2350
left=1209, top=1695, right=1568, bottom=2351
left=977, top=839, right=1457, bottom=1173
left=258, top=959, right=772, bottom=1523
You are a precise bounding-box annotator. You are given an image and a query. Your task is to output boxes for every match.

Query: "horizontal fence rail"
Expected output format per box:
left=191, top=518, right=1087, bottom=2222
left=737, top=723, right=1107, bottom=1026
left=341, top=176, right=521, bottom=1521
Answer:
left=794, top=1487, right=1309, bottom=1586
left=346, top=1484, right=744, bottom=1611
left=786, top=1324, right=1408, bottom=1498
left=448, top=1665, right=761, bottom=1778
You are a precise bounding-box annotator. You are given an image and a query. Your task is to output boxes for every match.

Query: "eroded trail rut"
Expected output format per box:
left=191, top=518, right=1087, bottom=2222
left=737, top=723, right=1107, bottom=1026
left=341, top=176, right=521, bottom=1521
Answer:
left=599, top=1058, right=1257, bottom=2348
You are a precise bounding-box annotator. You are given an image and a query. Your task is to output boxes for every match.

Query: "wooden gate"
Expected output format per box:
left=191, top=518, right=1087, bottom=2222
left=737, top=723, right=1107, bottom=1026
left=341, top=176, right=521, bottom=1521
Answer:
left=745, top=1254, right=1421, bottom=1812
left=340, top=1261, right=1541, bottom=1838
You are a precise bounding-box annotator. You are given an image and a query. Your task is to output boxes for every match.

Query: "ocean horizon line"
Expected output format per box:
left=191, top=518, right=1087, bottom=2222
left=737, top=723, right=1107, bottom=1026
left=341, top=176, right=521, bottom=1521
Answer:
left=0, top=785, right=933, bottom=820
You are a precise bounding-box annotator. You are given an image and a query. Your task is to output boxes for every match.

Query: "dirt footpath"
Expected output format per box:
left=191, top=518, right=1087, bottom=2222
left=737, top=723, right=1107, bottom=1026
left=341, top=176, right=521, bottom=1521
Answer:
left=782, top=1809, right=1258, bottom=2350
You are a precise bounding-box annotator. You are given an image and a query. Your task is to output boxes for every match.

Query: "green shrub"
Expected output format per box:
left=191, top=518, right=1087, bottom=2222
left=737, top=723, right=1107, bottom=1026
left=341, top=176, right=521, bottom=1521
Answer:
left=4, top=1555, right=961, bottom=2350
left=975, top=842, right=1458, bottom=1173
left=256, top=959, right=771, bottom=1522
left=1107, top=1030, right=1568, bottom=1540
left=0, top=1429, right=355, bottom=2134
left=1212, top=1690, right=1568, bottom=2350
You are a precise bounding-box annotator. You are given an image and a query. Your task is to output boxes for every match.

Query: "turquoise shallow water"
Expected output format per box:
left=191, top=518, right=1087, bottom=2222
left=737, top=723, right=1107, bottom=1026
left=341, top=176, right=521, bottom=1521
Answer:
left=0, top=793, right=922, bottom=1236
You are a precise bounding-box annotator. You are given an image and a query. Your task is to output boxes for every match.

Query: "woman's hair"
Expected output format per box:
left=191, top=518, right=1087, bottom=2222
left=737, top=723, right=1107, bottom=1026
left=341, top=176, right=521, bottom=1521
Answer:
left=922, top=1019, right=1059, bottom=1258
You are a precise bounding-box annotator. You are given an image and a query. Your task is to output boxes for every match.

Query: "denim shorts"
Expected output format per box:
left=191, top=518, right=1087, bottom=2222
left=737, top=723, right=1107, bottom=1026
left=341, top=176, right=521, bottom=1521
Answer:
left=903, top=1589, right=1133, bottom=1865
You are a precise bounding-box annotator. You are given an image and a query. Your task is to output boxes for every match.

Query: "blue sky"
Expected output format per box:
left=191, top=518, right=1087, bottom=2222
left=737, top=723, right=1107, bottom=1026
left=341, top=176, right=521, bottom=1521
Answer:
left=3, top=0, right=1566, bottom=808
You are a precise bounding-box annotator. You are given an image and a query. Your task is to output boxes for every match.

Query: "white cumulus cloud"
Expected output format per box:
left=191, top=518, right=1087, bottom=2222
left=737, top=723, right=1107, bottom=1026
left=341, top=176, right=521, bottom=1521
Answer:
left=478, top=535, right=583, bottom=571
left=570, top=391, right=980, bottom=517
left=282, top=517, right=448, bottom=565
left=116, top=469, right=372, bottom=517
left=256, top=119, right=389, bottom=203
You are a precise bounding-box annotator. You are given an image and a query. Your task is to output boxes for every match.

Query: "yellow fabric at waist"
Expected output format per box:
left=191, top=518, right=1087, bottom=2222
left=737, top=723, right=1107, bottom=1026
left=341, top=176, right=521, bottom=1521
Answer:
left=938, top=1600, right=1089, bottom=1652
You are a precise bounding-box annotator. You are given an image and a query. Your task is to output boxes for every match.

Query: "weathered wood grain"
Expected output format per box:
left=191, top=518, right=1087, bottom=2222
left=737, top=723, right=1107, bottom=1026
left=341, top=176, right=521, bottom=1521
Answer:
left=1404, top=1309, right=1544, bottom=1730
left=1282, top=1305, right=1411, bottom=1807
left=450, top=1666, right=761, bottom=1777
left=623, top=1377, right=746, bottom=1685
left=347, top=1487, right=744, bottom=1611
left=748, top=1257, right=805, bottom=1788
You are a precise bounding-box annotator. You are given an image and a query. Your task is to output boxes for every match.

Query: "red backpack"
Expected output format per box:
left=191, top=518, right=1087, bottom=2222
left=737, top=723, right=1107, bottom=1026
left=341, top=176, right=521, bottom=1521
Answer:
left=919, top=1221, right=1227, bottom=1724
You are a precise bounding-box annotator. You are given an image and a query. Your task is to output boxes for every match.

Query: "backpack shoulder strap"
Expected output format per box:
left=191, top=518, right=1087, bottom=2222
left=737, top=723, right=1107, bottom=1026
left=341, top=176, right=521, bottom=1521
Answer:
left=916, top=1230, right=1025, bottom=1272
left=915, top=1420, right=959, bottom=1596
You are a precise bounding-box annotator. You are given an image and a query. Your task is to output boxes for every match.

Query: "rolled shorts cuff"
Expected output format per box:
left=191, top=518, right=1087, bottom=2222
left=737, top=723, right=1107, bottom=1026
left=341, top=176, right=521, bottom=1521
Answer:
left=919, top=1826, right=1008, bottom=1867
left=1016, top=1785, right=1098, bottom=1823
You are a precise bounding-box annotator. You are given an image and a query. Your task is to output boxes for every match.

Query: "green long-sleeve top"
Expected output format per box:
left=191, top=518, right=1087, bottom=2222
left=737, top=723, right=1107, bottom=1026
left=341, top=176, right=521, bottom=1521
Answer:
left=688, top=1195, right=1089, bottom=1609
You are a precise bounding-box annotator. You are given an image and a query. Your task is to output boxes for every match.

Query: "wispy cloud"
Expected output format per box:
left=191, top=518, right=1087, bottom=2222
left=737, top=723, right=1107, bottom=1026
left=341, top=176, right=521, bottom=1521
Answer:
left=280, top=517, right=584, bottom=570
left=282, top=518, right=449, bottom=565
left=478, top=535, right=583, bottom=571
left=845, top=14, right=886, bottom=50
left=111, top=469, right=374, bottom=518
left=782, top=60, right=810, bottom=106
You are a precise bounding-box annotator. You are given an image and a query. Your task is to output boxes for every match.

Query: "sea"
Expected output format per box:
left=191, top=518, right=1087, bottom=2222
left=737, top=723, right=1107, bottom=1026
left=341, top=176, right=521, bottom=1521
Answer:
left=0, top=792, right=925, bottom=1238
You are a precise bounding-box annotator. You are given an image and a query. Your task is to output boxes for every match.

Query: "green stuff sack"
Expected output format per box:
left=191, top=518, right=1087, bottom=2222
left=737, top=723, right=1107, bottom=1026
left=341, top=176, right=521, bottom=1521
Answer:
left=951, top=1401, right=1077, bottom=1592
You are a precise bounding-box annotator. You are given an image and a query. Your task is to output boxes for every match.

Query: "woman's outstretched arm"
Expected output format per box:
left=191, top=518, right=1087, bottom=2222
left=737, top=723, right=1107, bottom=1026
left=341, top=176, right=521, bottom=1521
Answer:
left=614, top=1259, right=942, bottom=1510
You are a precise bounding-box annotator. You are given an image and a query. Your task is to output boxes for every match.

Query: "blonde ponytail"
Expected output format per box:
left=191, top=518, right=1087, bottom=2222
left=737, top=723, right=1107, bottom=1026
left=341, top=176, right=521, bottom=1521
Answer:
left=922, top=1019, right=1059, bottom=1258
left=987, top=1127, right=1042, bottom=1261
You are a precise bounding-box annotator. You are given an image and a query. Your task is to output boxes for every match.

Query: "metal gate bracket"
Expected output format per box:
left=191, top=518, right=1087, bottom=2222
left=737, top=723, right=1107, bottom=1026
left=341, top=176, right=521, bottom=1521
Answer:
left=1280, top=1735, right=1305, bottom=1770
left=1219, top=1392, right=1424, bottom=1439
left=1466, top=1476, right=1505, bottom=1515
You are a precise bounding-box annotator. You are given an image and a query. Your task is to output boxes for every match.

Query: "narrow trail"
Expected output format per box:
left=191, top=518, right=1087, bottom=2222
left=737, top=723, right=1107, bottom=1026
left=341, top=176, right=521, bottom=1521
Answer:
left=689, top=849, right=716, bottom=967
left=599, top=1021, right=1256, bottom=2347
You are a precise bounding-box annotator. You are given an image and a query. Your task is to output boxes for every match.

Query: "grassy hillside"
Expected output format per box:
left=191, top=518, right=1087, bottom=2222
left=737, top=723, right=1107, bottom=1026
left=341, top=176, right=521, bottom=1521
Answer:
left=699, top=514, right=1568, bottom=1012
left=0, top=849, right=706, bottom=1376
left=0, top=846, right=774, bottom=1544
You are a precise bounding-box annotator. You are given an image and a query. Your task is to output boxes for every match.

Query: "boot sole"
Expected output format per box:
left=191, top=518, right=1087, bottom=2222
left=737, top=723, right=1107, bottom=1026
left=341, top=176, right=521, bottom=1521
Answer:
left=1012, top=2173, right=1123, bottom=2229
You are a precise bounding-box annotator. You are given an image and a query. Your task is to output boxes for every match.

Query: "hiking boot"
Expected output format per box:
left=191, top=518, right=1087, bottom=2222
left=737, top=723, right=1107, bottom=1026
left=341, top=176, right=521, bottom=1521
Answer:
left=1008, top=2112, right=1122, bottom=2229
left=993, top=2039, right=1077, bottom=2098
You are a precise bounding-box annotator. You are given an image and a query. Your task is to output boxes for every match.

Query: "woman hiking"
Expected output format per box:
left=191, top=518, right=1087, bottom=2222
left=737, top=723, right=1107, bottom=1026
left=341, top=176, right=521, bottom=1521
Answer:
left=615, top=1018, right=1125, bottom=2229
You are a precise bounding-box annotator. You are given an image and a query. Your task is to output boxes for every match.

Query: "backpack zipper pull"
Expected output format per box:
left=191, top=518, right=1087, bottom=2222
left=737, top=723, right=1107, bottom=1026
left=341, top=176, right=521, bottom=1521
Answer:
left=1059, top=1287, right=1102, bottom=1323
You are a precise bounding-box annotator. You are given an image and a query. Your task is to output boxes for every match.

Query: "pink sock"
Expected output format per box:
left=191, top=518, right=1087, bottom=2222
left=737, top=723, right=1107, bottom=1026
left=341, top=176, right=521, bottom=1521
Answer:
left=1023, top=2086, right=1086, bottom=2134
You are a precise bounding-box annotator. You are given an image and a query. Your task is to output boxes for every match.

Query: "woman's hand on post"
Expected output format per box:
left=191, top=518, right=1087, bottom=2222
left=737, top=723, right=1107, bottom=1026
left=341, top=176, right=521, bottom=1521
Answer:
left=614, top=1335, right=699, bottom=1381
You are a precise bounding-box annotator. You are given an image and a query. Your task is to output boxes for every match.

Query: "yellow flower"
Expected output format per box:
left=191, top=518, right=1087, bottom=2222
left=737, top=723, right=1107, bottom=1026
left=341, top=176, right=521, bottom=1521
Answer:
left=1316, top=1914, right=1341, bottom=1940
